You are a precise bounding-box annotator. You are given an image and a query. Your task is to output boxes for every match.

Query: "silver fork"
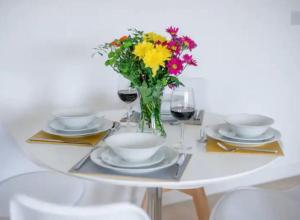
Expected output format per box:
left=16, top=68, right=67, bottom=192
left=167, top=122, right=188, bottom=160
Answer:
left=217, top=142, right=278, bottom=154
left=102, top=122, right=121, bottom=140
left=198, top=126, right=207, bottom=143
left=197, top=110, right=207, bottom=143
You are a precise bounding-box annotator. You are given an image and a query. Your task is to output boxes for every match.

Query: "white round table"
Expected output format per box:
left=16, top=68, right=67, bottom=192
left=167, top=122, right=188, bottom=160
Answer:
left=13, top=110, right=279, bottom=220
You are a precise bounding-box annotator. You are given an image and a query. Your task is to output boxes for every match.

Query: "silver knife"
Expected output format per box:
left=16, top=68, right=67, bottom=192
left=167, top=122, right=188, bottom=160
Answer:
left=72, top=150, right=93, bottom=170
left=175, top=153, right=186, bottom=178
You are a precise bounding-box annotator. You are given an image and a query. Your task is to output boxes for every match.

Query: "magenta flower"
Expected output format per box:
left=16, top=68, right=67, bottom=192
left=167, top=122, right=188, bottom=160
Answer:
left=166, top=26, right=179, bottom=36
left=167, top=57, right=183, bottom=75
left=182, top=54, right=197, bottom=66
left=180, top=36, right=197, bottom=50
left=167, top=40, right=181, bottom=54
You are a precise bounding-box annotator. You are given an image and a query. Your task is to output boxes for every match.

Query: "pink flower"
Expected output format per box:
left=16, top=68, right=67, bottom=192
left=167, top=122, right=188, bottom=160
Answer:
left=167, top=57, right=183, bottom=75
left=180, top=36, right=197, bottom=50
left=182, top=54, right=197, bottom=66
left=166, top=26, right=179, bottom=36
left=167, top=40, right=181, bottom=54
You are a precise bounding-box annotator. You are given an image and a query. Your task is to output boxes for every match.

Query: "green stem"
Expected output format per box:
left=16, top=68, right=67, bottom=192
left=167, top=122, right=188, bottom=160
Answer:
left=138, top=87, right=166, bottom=137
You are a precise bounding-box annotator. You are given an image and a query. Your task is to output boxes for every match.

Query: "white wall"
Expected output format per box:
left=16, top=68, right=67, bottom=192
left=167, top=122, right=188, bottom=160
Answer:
left=1, top=0, right=300, bottom=199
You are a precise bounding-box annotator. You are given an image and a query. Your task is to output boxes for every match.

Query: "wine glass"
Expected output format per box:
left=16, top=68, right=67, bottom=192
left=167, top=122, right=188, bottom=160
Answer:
left=170, top=87, right=195, bottom=152
left=117, top=78, right=138, bottom=127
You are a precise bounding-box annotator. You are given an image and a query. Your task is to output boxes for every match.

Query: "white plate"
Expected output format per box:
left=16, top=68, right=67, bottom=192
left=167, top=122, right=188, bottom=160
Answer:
left=90, top=147, right=179, bottom=174
left=44, top=118, right=113, bottom=137
left=99, top=147, right=165, bottom=168
left=218, top=124, right=275, bottom=141
left=206, top=124, right=281, bottom=147
left=49, top=117, right=105, bottom=132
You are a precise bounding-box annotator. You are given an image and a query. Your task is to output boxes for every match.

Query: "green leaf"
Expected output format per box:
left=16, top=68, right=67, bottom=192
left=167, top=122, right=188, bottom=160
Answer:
left=108, top=51, right=115, bottom=58
left=162, top=78, right=168, bottom=86
left=122, top=39, right=133, bottom=48
left=105, top=60, right=112, bottom=66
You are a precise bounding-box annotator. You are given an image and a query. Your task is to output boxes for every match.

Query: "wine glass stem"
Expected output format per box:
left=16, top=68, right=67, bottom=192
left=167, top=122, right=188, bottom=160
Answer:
left=180, top=122, right=185, bottom=149
left=127, top=104, right=132, bottom=126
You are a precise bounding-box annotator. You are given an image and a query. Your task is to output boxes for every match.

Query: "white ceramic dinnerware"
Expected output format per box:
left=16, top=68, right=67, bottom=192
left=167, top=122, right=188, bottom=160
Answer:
left=90, top=147, right=179, bottom=174
left=44, top=118, right=113, bottom=137
left=218, top=124, right=274, bottom=141
left=206, top=124, right=281, bottom=147
left=225, top=114, right=274, bottom=138
left=104, top=133, right=166, bottom=162
left=49, top=116, right=105, bottom=132
left=54, top=110, right=96, bottom=129
left=100, top=147, right=165, bottom=168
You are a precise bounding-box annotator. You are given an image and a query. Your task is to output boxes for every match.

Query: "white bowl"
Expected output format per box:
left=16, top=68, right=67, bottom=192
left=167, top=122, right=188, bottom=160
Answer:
left=104, top=133, right=166, bottom=162
left=54, top=110, right=96, bottom=129
left=225, top=114, right=274, bottom=138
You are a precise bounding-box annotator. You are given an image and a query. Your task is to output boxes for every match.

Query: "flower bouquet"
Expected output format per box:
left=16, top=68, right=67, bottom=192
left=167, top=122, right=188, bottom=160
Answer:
left=95, top=26, right=197, bottom=136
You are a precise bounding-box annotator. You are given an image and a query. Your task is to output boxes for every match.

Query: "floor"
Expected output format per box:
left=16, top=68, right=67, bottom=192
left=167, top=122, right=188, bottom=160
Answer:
left=162, top=175, right=300, bottom=220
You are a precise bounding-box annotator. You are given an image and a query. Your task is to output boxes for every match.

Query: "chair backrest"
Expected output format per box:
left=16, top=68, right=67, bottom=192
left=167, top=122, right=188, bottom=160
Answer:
left=0, top=122, right=43, bottom=182
left=10, top=194, right=150, bottom=220
left=210, top=187, right=300, bottom=220
left=0, top=171, right=84, bottom=217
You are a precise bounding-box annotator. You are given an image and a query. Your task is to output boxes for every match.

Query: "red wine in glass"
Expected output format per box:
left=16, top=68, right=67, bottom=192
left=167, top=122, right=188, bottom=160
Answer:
left=118, top=90, right=138, bottom=103
left=170, top=106, right=195, bottom=121
left=117, top=88, right=138, bottom=127
left=170, top=87, right=195, bottom=151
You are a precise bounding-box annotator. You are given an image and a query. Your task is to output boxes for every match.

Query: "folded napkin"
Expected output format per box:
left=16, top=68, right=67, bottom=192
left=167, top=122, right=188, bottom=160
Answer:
left=27, top=130, right=108, bottom=147
left=206, top=137, right=284, bottom=156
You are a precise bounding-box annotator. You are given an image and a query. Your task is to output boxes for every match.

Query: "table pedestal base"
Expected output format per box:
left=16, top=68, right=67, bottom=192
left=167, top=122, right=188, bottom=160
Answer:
left=147, top=187, right=162, bottom=220
left=143, top=187, right=210, bottom=220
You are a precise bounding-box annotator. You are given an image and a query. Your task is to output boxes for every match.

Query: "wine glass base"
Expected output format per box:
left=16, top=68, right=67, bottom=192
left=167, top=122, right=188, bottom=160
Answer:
left=173, top=144, right=192, bottom=153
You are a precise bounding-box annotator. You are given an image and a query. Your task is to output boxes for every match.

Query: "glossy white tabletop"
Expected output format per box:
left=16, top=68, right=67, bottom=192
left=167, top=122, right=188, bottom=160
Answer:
left=13, top=110, right=280, bottom=189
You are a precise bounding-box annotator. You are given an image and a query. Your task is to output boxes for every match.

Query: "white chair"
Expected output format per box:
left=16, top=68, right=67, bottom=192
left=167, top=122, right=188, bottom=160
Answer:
left=210, top=187, right=300, bottom=220
left=0, top=171, right=85, bottom=219
left=10, top=194, right=150, bottom=220
left=0, top=122, right=86, bottom=219
left=0, top=122, right=44, bottom=182
left=0, top=120, right=142, bottom=214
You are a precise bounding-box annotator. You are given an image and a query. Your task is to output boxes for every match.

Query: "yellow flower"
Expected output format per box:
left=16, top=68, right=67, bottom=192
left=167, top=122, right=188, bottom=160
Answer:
left=143, top=45, right=171, bottom=76
left=133, top=41, right=154, bottom=59
left=155, top=45, right=171, bottom=61
left=144, top=32, right=167, bottom=43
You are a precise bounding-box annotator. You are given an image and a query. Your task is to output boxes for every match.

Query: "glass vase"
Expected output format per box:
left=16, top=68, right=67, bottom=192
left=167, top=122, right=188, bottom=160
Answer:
left=137, top=85, right=166, bottom=137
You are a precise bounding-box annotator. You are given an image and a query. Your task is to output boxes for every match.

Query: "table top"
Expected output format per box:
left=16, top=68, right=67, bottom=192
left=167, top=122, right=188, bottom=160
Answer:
left=13, top=110, right=280, bottom=189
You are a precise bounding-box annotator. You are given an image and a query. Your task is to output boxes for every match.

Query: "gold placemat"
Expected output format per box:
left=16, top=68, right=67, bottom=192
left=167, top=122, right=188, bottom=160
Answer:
left=206, top=137, right=284, bottom=156
left=27, top=130, right=108, bottom=147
